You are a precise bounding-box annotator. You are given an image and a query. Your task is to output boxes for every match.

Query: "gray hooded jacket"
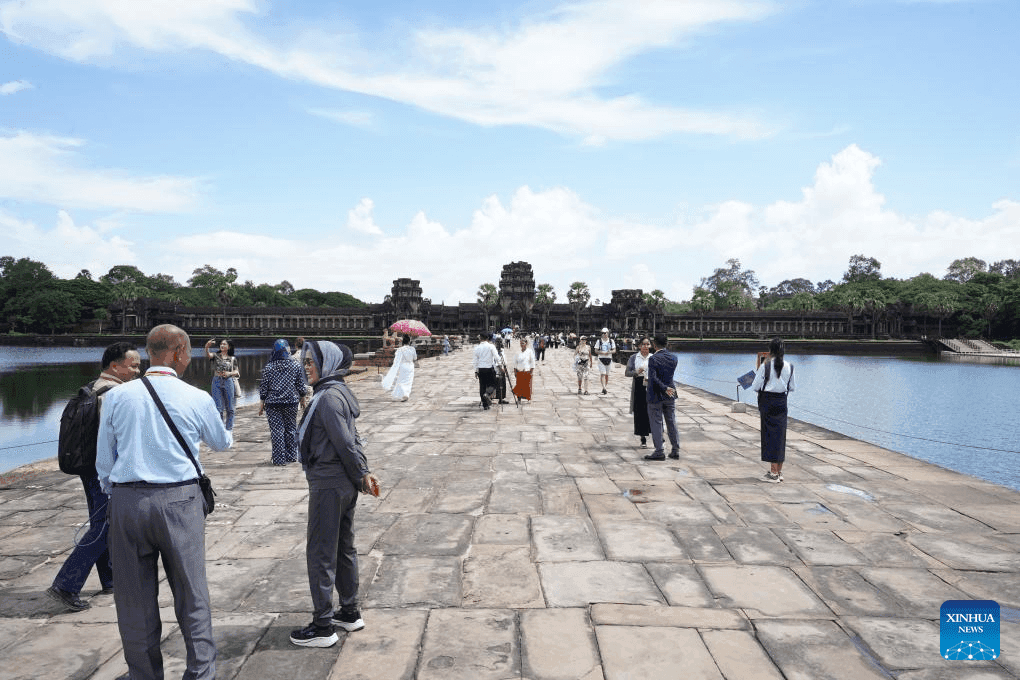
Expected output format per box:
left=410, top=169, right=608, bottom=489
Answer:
left=298, top=341, right=370, bottom=491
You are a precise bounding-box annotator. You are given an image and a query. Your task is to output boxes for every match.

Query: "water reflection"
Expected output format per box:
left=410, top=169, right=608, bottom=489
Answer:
left=0, top=347, right=272, bottom=473
left=0, top=363, right=94, bottom=421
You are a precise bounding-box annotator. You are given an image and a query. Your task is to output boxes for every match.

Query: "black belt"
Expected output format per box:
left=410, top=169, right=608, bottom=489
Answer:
left=113, top=479, right=198, bottom=488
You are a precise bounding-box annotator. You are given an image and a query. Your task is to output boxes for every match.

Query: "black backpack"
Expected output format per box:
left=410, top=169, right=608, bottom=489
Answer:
left=58, top=380, right=113, bottom=476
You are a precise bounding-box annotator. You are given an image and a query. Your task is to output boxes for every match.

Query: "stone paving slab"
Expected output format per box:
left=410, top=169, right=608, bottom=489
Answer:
left=521, top=608, right=602, bottom=680
left=3, top=344, right=1020, bottom=679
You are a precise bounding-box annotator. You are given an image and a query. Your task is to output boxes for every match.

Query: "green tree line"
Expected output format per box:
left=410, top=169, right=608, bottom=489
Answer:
left=0, top=258, right=366, bottom=334
left=672, top=255, right=1020, bottom=342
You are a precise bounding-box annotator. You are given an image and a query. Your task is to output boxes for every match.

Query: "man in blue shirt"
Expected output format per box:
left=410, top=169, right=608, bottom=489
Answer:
left=97, top=324, right=232, bottom=680
left=644, top=333, right=680, bottom=461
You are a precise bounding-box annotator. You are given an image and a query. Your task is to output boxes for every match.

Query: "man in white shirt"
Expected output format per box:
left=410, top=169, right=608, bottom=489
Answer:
left=594, top=328, right=616, bottom=395
left=472, top=333, right=501, bottom=410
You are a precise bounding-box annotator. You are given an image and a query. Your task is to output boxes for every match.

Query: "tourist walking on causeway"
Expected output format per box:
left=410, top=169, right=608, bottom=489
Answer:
left=574, top=335, right=593, bottom=395
left=442, top=335, right=451, bottom=356
left=512, top=336, right=536, bottom=401
left=97, top=324, right=233, bottom=680
left=291, top=341, right=379, bottom=648
left=47, top=342, right=140, bottom=612
left=204, top=337, right=239, bottom=430
left=624, top=337, right=652, bottom=449
left=751, top=337, right=796, bottom=482
left=258, top=339, right=307, bottom=465
left=473, top=333, right=501, bottom=409
left=381, top=333, right=418, bottom=402
left=594, top=328, right=616, bottom=394
left=644, top=333, right=680, bottom=461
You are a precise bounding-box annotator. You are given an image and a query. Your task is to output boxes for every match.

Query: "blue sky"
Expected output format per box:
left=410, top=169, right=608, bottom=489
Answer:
left=1, top=0, right=1017, bottom=305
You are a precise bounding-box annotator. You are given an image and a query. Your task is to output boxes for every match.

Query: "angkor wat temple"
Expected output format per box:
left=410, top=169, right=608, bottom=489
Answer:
left=112, top=261, right=927, bottom=339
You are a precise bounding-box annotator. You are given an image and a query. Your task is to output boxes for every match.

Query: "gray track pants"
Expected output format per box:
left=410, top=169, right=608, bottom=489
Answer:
left=307, top=486, right=359, bottom=626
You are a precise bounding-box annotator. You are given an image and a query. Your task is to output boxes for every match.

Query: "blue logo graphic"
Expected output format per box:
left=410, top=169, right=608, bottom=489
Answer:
left=941, top=600, right=999, bottom=660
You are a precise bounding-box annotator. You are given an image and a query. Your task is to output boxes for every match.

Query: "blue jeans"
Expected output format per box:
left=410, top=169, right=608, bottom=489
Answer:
left=53, top=473, right=113, bottom=594
left=211, top=376, right=235, bottom=430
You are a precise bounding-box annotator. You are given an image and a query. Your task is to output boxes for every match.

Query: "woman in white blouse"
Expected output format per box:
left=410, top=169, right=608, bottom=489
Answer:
left=512, top=336, right=536, bottom=401
left=750, top=337, right=796, bottom=482
left=624, top=337, right=652, bottom=447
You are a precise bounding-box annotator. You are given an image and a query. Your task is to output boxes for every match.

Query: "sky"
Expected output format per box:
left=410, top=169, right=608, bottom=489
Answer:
left=0, top=0, right=1017, bottom=305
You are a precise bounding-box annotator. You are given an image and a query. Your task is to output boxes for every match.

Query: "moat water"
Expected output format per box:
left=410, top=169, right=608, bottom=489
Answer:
left=671, top=351, right=1019, bottom=491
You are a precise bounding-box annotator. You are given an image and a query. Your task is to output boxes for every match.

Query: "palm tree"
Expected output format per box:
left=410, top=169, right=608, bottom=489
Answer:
left=913, top=292, right=937, bottom=336
left=689, top=288, right=714, bottom=340
left=217, top=284, right=236, bottom=333
left=789, top=292, right=818, bottom=338
left=477, top=283, right=499, bottom=332
left=978, top=293, right=1000, bottom=338
left=112, top=282, right=149, bottom=333
left=931, top=292, right=959, bottom=337
left=535, top=283, right=556, bottom=330
left=566, top=281, right=590, bottom=335
left=642, top=289, right=667, bottom=336
left=836, top=288, right=866, bottom=337
left=859, top=288, right=888, bottom=339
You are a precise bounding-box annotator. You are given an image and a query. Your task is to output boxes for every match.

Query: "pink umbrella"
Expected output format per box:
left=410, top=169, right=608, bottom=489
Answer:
left=390, top=319, right=432, bottom=337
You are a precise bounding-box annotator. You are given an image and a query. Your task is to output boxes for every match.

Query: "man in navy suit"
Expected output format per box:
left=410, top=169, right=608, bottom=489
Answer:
left=644, top=333, right=680, bottom=461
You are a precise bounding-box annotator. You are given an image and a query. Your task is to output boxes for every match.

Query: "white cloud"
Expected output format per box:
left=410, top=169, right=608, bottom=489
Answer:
left=307, top=108, right=375, bottom=129
left=159, top=186, right=608, bottom=302
left=0, top=131, right=200, bottom=211
left=620, top=264, right=657, bottom=292
left=0, top=209, right=137, bottom=277
left=346, top=198, right=383, bottom=235
left=144, top=146, right=1017, bottom=303
left=6, top=144, right=1009, bottom=307
left=0, top=0, right=776, bottom=141
left=673, top=144, right=1020, bottom=288
left=0, top=79, right=32, bottom=94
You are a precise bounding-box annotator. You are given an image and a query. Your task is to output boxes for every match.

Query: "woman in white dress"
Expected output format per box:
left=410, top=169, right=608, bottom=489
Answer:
left=382, top=334, right=418, bottom=401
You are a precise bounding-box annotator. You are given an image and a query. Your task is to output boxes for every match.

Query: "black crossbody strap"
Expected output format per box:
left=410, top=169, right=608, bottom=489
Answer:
left=140, top=376, right=202, bottom=477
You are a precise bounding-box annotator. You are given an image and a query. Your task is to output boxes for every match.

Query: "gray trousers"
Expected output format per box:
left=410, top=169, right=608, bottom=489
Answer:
left=307, top=486, right=359, bottom=626
left=647, top=399, right=680, bottom=455
left=110, top=483, right=215, bottom=680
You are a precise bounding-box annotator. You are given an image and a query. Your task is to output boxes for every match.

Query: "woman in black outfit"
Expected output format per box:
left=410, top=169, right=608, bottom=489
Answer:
left=624, top=337, right=652, bottom=447
left=751, top=337, right=796, bottom=482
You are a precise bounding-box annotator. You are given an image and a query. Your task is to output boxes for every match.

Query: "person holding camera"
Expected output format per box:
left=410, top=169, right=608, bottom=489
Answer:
left=204, top=337, right=239, bottom=430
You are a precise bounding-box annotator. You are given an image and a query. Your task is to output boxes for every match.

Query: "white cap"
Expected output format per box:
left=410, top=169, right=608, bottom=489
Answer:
left=601, top=327, right=609, bottom=333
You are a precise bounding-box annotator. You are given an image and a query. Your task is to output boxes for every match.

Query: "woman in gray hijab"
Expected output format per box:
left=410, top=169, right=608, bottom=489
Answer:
left=290, top=340, right=379, bottom=649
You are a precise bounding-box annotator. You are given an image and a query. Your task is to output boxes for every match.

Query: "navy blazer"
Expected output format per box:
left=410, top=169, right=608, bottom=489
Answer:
left=646, top=349, right=677, bottom=404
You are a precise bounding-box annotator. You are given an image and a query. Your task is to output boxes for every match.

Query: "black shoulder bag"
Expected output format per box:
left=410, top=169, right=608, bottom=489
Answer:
left=140, top=376, right=217, bottom=515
